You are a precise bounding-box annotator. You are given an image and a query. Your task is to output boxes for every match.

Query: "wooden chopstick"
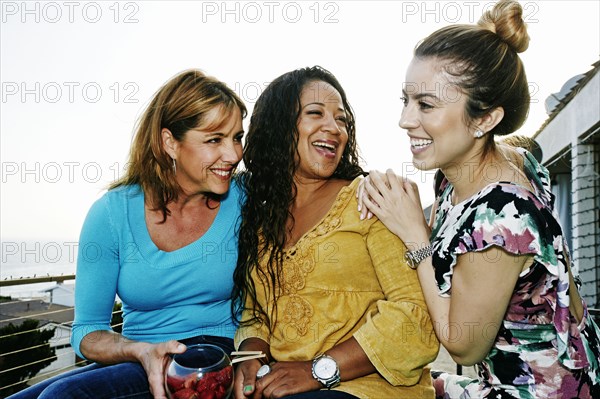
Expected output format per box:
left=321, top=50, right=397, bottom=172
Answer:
left=231, top=354, right=267, bottom=364
left=231, top=351, right=263, bottom=356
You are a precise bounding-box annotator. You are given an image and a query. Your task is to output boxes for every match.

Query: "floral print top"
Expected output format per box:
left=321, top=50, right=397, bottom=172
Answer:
left=430, top=149, right=600, bottom=398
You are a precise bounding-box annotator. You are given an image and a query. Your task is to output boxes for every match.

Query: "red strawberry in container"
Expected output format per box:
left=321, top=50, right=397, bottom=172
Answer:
left=213, top=383, right=227, bottom=399
left=165, top=344, right=233, bottom=399
left=216, top=366, right=233, bottom=386
left=174, top=388, right=199, bottom=399
left=166, top=374, right=185, bottom=392
left=197, top=391, right=216, bottom=399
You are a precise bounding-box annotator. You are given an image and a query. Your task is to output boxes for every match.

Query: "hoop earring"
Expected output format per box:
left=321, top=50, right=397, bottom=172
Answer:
left=474, top=130, right=484, bottom=138
left=172, top=158, right=176, bottom=174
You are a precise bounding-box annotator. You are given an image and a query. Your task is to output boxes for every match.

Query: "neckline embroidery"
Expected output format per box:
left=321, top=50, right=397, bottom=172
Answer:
left=275, top=177, right=358, bottom=337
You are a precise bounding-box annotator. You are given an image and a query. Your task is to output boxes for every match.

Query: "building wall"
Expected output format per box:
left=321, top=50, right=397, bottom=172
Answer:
left=571, top=141, right=600, bottom=308
left=46, top=283, right=75, bottom=307
left=536, top=73, right=600, bottom=164
left=535, top=68, right=600, bottom=309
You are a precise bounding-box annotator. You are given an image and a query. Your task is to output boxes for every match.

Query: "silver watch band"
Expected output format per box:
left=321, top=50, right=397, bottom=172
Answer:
left=405, top=244, right=433, bottom=269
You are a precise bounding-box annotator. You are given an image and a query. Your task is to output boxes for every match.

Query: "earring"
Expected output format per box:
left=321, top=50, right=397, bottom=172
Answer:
left=474, top=130, right=484, bottom=138
left=172, top=158, right=176, bottom=174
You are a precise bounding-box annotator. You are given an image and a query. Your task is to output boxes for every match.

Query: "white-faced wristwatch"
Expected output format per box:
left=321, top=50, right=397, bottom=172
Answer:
left=311, top=354, right=340, bottom=389
left=405, top=244, right=433, bottom=269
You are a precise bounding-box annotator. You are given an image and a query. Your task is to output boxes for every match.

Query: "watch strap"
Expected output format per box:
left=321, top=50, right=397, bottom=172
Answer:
left=405, top=244, right=433, bottom=269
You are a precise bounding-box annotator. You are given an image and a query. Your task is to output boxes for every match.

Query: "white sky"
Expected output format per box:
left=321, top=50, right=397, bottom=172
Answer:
left=1, top=0, right=599, bottom=248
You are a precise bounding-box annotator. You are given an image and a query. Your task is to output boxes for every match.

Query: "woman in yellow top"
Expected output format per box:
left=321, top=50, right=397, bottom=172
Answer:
left=231, top=66, right=439, bottom=399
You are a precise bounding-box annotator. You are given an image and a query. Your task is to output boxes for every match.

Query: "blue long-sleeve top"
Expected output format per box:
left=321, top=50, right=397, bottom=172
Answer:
left=71, top=181, right=241, bottom=359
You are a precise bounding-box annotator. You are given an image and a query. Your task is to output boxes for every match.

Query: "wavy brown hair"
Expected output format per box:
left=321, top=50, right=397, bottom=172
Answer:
left=231, top=66, right=364, bottom=331
left=110, top=69, right=246, bottom=220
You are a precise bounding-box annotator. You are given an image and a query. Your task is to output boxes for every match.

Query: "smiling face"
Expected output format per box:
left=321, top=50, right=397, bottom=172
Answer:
left=400, top=57, right=483, bottom=172
left=295, top=80, right=348, bottom=180
left=165, top=105, right=244, bottom=196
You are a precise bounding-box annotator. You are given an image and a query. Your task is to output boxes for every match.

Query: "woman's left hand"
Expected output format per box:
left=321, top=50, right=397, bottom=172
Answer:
left=252, top=361, right=321, bottom=399
left=360, top=169, right=430, bottom=245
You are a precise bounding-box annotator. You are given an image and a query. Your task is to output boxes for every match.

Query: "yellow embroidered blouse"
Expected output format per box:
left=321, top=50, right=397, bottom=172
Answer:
left=235, top=177, right=439, bottom=399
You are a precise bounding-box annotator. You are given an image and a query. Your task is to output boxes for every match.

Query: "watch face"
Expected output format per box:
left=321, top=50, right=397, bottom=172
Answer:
left=315, top=357, right=337, bottom=379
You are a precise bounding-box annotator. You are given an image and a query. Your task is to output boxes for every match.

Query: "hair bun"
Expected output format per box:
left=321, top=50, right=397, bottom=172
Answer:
left=478, top=0, right=530, bottom=53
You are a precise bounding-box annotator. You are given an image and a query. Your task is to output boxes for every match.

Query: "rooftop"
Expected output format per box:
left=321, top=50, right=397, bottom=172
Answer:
left=533, top=60, right=600, bottom=139
left=0, top=298, right=74, bottom=328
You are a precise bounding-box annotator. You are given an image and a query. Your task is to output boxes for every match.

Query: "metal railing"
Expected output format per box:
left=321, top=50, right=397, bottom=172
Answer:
left=1, top=301, right=81, bottom=395
left=1, top=275, right=76, bottom=287
left=1, top=277, right=600, bottom=395
left=0, top=276, right=123, bottom=397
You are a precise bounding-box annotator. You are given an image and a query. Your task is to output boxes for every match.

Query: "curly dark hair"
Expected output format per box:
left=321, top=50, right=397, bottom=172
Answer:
left=231, top=66, right=365, bottom=331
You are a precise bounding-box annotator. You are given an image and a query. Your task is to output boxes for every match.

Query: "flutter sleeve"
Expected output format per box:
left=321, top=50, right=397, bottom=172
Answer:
left=432, top=183, right=561, bottom=296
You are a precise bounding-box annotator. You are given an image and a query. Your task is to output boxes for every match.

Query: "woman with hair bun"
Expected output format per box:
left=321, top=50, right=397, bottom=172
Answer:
left=359, top=0, right=600, bottom=397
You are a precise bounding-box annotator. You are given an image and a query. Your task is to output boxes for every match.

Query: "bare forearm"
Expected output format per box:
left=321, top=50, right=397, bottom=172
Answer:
left=417, top=248, right=527, bottom=365
left=243, top=336, right=375, bottom=382
left=415, top=259, right=451, bottom=344
left=400, top=230, right=454, bottom=351
left=79, top=330, right=149, bottom=364
left=80, top=330, right=186, bottom=399
left=327, top=337, right=376, bottom=381
left=415, top=260, right=481, bottom=364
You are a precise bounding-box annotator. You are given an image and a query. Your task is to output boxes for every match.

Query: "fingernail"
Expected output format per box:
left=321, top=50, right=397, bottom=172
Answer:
left=360, top=213, right=364, bottom=220
left=243, top=385, right=253, bottom=393
left=357, top=204, right=362, bottom=212
left=367, top=212, right=373, bottom=219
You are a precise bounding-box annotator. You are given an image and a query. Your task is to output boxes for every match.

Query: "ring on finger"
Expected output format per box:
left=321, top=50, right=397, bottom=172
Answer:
left=256, top=364, right=271, bottom=379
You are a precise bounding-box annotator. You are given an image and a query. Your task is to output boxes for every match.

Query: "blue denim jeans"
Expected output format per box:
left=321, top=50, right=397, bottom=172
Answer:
left=7, top=335, right=234, bottom=399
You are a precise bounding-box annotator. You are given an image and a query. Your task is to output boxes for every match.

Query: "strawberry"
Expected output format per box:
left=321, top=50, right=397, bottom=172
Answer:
left=183, top=374, right=197, bottom=389
left=174, top=388, right=199, bottom=399
left=197, top=391, right=216, bottom=399
left=198, top=374, right=218, bottom=392
left=195, top=376, right=210, bottom=392
left=213, top=384, right=227, bottom=399
left=218, top=366, right=233, bottom=386
left=166, top=375, right=185, bottom=392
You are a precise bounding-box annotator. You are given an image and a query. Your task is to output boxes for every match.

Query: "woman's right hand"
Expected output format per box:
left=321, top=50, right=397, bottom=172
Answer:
left=359, top=169, right=430, bottom=245
left=80, top=331, right=186, bottom=399
left=234, top=358, right=263, bottom=399
left=135, top=340, right=187, bottom=399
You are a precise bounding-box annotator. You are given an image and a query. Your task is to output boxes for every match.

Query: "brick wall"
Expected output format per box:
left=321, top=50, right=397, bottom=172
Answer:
left=570, top=141, right=599, bottom=308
